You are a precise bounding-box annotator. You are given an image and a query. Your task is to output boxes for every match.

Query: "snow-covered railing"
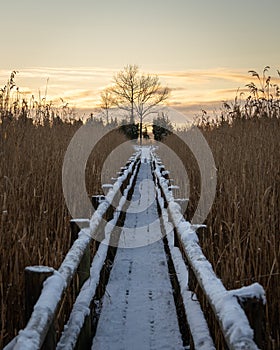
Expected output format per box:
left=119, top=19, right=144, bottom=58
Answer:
left=157, top=187, right=215, bottom=350
left=4, top=152, right=141, bottom=350
left=152, top=154, right=266, bottom=350
left=56, top=164, right=140, bottom=350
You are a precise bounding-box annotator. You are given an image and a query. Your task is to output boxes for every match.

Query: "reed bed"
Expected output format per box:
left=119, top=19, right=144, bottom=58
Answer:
left=157, top=106, right=280, bottom=349
left=1, top=68, right=279, bottom=348
left=0, top=113, right=134, bottom=347
left=201, top=116, right=279, bottom=350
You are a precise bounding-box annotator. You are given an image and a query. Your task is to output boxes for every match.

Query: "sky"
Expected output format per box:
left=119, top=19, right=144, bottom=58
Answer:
left=1, top=0, right=280, bottom=122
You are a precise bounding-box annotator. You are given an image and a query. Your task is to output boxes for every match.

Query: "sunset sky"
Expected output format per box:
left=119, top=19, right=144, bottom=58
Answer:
left=1, top=0, right=280, bottom=122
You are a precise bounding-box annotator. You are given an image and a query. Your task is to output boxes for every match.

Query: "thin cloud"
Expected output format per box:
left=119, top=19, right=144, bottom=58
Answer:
left=171, top=86, right=188, bottom=92
left=2, top=66, right=280, bottom=118
left=158, top=68, right=249, bottom=83
left=159, top=68, right=280, bottom=88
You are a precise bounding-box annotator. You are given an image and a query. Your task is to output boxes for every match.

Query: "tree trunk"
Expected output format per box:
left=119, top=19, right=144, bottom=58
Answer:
left=139, top=120, right=143, bottom=145
left=130, top=103, right=134, bottom=124
left=106, top=109, right=109, bottom=124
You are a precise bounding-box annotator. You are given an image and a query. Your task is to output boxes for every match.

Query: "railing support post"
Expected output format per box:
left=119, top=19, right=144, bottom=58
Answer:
left=187, top=266, right=197, bottom=293
left=237, top=296, right=266, bottom=349
left=25, top=266, right=56, bottom=350
left=70, top=219, right=91, bottom=290
left=75, top=314, right=92, bottom=350
left=70, top=219, right=92, bottom=349
left=173, top=227, right=180, bottom=248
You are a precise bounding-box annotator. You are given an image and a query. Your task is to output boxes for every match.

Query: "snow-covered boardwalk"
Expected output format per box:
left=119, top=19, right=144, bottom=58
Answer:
left=5, top=147, right=265, bottom=350
left=92, top=152, right=184, bottom=350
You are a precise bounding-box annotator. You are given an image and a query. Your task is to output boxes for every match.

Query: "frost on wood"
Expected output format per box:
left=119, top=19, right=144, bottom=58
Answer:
left=70, top=218, right=90, bottom=227
left=8, top=153, right=141, bottom=350
left=168, top=242, right=215, bottom=350
left=168, top=185, right=180, bottom=190
left=159, top=186, right=215, bottom=350
left=13, top=271, right=66, bottom=350
left=57, top=164, right=141, bottom=348
left=92, top=159, right=184, bottom=350
left=229, top=283, right=266, bottom=304
left=89, top=151, right=140, bottom=231
left=152, top=152, right=261, bottom=350
left=57, top=243, right=108, bottom=350
left=102, top=184, right=113, bottom=195
left=25, top=266, right=54, bottom=274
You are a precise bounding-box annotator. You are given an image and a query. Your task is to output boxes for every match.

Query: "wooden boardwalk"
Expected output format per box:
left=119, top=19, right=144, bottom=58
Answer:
left=92, top=159, right=184, bottom=350
left=5, top=147, right=265, bottom=350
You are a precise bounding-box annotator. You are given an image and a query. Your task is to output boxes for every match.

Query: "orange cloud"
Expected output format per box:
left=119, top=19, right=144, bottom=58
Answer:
left=1, top=66, right=280, bottom=121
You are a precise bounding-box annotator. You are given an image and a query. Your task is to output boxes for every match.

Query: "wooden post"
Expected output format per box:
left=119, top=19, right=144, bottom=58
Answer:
left=69, top=219, right=93, bottom=350
left=163, top=193, right=168, bottom=209
left=91, top=195, right=105, bottom=210
left=188, top=266, right=197, bottom=293
left=237, top=297, right=266, bottom=349
left=173, top=227, right=180, bottom=248
left=70, top=219, right=91, bottom=290
left=104, top=204, right=114, bottom=223
left=174, top=198, right=188, bottom=217
left=75, top=314, right=92, bottom=350
left=25, top=266, right=56, bottom=350
left=160, top=165, right=165, bottom=174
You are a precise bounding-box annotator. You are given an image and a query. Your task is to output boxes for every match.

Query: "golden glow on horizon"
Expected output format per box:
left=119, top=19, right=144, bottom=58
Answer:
left=1, top=0, right=279, bottom=115
left=1, top=66, right=280, bottom=119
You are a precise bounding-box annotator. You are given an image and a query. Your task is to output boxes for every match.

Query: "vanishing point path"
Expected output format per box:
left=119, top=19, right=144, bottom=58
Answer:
left=91, top=148, right=184, bottom=350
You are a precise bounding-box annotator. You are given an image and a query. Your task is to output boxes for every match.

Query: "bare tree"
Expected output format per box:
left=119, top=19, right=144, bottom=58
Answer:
left=111, top=64, right=139, bottom=124
left=135, top=74, right=169, bottom=142
left=107, top=64, right=169, bottom=143
left=100, top=88, right=115, bottom=124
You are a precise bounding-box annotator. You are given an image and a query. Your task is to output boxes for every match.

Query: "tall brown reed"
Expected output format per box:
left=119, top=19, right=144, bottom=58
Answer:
left=0, top=115, right=133, bottom=347
left=157, top=102, right=280, bottom=349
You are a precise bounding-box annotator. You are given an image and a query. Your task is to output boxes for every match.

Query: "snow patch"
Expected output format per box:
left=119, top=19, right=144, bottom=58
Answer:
left=25, top=266, right=54, bottom=274
left=229, top=283, right=266, bottom=304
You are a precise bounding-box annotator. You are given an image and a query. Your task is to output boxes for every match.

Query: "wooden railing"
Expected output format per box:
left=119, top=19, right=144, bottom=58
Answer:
left=4, top=152, right=141, bottom=350
left=151, top=152, right=266, bottom=350
left=4, top=149, right=266, bottom=350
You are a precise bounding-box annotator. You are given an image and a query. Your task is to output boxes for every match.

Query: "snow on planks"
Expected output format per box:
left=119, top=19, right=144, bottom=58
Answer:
left=91, top=149, right=184, bottom=350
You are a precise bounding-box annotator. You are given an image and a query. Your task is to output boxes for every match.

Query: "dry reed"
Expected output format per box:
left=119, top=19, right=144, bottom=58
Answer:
left=0, top=114, right=134, bottom=347
left=157, top=109, right=280, bottom=349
